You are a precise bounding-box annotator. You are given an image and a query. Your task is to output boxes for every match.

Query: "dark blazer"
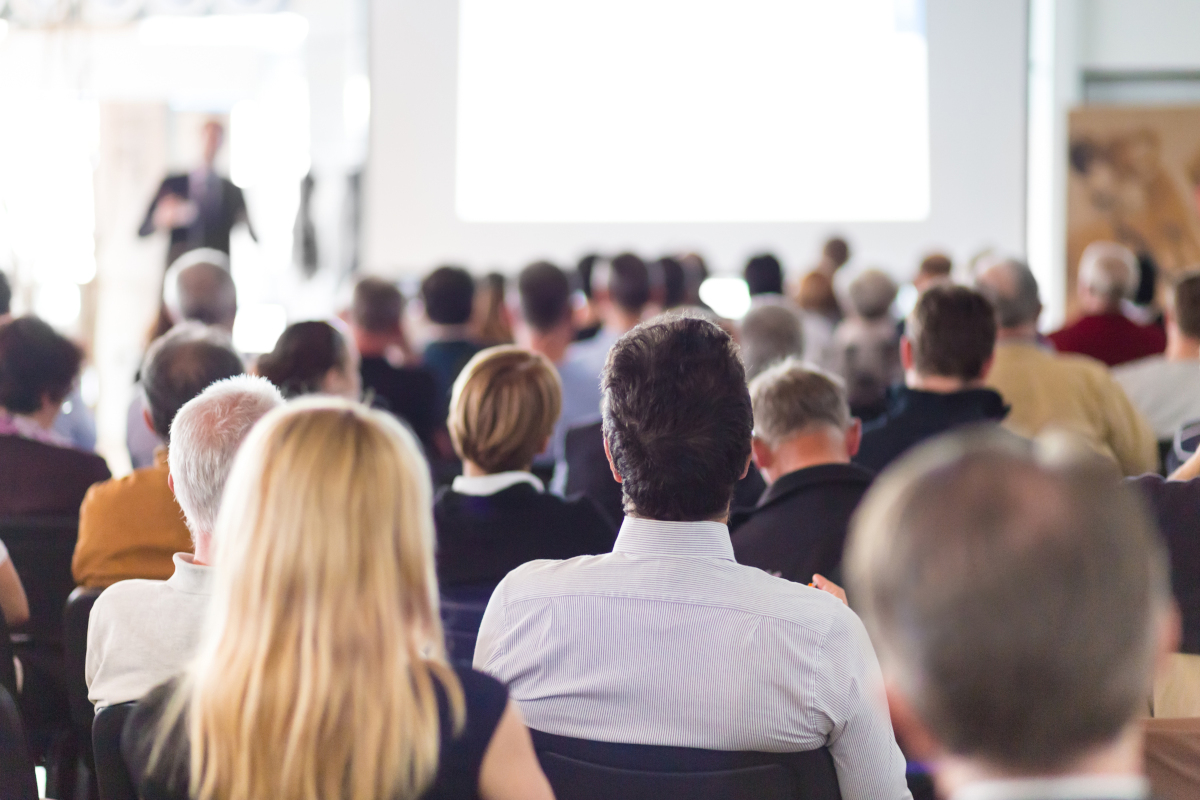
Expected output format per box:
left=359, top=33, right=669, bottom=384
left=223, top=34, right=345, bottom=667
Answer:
left=854, top=386, right=1010, bottom=474
left=729, top=462, right=874, bottom=584
left=1130, top=473, right=1200, bottom=654
left=434, top=482, right=616, bottom=589
left=138, top=173, right=254, bottom=265
left=562, top=420, right=766, bottom=530
left=360, top=356, right=442, bottom=453
left=0, top=435, right=110, bottom=517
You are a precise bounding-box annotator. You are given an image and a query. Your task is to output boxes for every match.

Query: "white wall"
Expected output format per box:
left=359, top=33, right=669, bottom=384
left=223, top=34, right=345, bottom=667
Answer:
left=1081, top=0, right=1200, bottom=69
left=364, top=0, right=1030, bottom=279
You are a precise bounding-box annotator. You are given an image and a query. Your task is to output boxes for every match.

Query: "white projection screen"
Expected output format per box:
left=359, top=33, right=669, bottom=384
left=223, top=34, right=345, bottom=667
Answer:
left=366, top=0, right=1027, bottom=275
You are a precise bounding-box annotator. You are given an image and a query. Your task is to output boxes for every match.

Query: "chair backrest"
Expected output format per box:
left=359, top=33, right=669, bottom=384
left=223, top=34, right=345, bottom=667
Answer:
left=0, top=516, right=80, bottom=647
left=64, top=587, right=104, bottom=731
left=530, top=729, right=840, bottom=800
left=0, top=599, right=17, bottom=696
left=440, top=584, right=494, bottom=668
left=93, top=702, right=138, bottom=800
left=0, top=683, right=39, bottom=800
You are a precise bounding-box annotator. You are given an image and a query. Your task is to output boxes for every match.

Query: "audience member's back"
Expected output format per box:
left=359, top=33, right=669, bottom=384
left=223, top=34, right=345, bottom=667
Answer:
left=421, top=266, right=483, bottom=410
left=829, top=269, right=902, bottom=420
left=0, top=317, right=110, bottom=517
left=434, top=346, right=614, bottom=592
left=476, top=315, right=911, bottom=800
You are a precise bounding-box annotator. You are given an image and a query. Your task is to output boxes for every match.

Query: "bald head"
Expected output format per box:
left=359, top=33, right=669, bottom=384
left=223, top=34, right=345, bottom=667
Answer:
left=976, top=259, right=1042, bottom=330
left=1078, top=241, right=1138, bottom=311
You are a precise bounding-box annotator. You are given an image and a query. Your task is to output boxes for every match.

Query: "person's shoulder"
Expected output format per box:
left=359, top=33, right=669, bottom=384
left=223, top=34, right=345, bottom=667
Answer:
left=84, top=462, right=159, bottom=502
left=493, top=553, right=613, bottom=598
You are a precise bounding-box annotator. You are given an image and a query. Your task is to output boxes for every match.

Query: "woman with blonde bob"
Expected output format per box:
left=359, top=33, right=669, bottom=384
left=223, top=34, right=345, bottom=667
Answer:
left=122, top=398, right=553, bottom=800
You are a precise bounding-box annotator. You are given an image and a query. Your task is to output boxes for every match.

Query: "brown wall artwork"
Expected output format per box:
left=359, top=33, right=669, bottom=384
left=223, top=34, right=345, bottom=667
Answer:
left=1067, top=105, right=1200, bottom=314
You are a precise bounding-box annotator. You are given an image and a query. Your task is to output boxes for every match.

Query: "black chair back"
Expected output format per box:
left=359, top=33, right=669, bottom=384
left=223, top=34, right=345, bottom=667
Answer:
left=440, top=584, right=494, bottom=668
left=64, top=587, right=104, bottom=731
left=0, top=516, right=80, bottom=647
left=0, top=684, right=38, bottom=800
left=530, top=729, right=840, bottom=800
left=0, top=600, right=17, bottom=696
left=92, top=702, right=137, bottom=800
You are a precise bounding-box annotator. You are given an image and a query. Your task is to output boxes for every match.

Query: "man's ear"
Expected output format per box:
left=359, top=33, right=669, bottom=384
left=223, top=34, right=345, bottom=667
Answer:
left=885, top=682, right=941, bottom=765
left=741, top=452, right=752, bottom=480
left=978, top=354, right=995, bottom=381
left=750, top=438, right=773, bottom=470
left=143, top=408, right=157, bottom=436
left=899, top=336, right=914, bottom=371
left=167, top=473, right=176, bottom=498
left=845, top=419, right=862, bottom=457
left=602, top=436, right=623, bottom=484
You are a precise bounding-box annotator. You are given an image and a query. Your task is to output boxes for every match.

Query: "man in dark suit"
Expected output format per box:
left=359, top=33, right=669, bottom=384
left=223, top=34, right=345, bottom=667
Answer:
left=847, top=431, right=1175, bottom=800
left=138, top=120, right=255, bottom=267
left=730, top=360, right=871, bottom=585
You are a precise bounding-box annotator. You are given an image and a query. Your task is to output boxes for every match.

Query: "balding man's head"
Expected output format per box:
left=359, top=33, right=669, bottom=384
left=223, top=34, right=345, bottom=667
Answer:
left=976, top=259, right=1042, bottom=330
left=142, top=323, right=244, bottom=442
left=1078, top=241, right=1139, bottom=311
left=164, top=250, right=237, bottom=330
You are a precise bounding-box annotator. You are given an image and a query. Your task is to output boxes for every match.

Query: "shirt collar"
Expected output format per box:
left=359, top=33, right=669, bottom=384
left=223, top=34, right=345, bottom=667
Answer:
left=166, top=553, right=214, bottom=595
left=612, top=517, right=735, bottom=561
left=0, top=411, right=72, bottom=448
left=952, top=775, right=1149, bottom=800
left=451, top=471, right=544, bottom=497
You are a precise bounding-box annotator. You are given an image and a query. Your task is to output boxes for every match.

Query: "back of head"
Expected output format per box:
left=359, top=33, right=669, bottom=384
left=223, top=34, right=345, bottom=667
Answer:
left=846, top=433, right=1169, bottom=773
left=518, top=261, right=571, bottom=333
left=918, top=253, right=952, bottom=281
left=744, top=253, right=784, bottom=296
left=750, top=360, right=849, bottom=446
left=602, top=315, right=752, bottom=521
left=739, top=304, right=805, bottom=381
left=351, top=277, right=403, bottom=334
left=0, top=271, right=10, bottom=317
left=576, top=254, right=601, bottom=299
left=906, top=285, right=996, bottom=380
left=142, top=324, right=244, bottom=442
left=449, top=345, right=561, bottom=473
left=823, top=236, right=851, bottom=269
left=420, top=266, right=475, bottom=325
left=1170, top=271, right=1200, bottom=339
left=796, top=270, right=838, bottom=316
left=255, top=321, right=349, bottom=399
left=168, top=376, right=284, bottom=540
left=847, top=270, right=898, bottom=320
left=0, top=316, right=82, bottom=414
left=190, top=398, right=456, bottom=800
left=164, top=251, right=237, bottom=329
left=976, top=259, right=1042, bottom=330
left=656, top=257, right=686, bottom=308
left=601, top=253, right=651, bottom=314
left=1078, top=241, right=1139, bottom=306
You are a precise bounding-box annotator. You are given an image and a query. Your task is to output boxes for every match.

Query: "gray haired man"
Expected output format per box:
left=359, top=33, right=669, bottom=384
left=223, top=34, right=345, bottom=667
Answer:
left=847, top=432, right=1178, bottom=800
left=86, top=375, right=283, bottom=709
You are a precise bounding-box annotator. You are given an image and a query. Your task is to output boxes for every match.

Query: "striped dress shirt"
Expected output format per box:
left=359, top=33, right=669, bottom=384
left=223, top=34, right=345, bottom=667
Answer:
left=475, top=516, right=912, bottom=800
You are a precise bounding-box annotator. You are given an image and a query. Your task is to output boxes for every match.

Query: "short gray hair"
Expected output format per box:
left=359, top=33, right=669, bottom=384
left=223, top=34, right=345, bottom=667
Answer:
left=168, top=375, right=284, bottom=541
left=976, top=259, right=1042, bottom=329
left=846, top=431, right=1170, bottom=773
left=749, top=359, right=850, bottom=446
left=739, top=304, right=805, bottom=381
left=846, top=270, right=898, bottom=320
left=1078, top=241, right=1138, bottom=303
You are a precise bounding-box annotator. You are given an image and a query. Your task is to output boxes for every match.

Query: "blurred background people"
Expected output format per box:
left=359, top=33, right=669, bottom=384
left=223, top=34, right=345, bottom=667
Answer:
left=912, top=252, right=953, bottom=294
left=255, top=320, right=361, bottom=401
left=829, top=269, right=903, bottom=421
left=420, top=266, right=483, bottom=411
left=472, top=272, right=515, bottom=347
left=739, top=304, right=806, bottom=382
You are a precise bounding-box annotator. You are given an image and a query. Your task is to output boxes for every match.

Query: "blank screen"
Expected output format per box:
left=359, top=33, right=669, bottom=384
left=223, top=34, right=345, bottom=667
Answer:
left=456, top=0, right=930, bottom=223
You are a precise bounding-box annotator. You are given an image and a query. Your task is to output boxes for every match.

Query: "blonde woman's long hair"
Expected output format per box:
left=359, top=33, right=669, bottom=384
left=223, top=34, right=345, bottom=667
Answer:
left=156, top=398, right=463, bottom=800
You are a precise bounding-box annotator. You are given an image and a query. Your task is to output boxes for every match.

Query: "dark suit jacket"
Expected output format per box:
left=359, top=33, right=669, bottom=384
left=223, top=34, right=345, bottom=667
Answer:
left=0, top=435, right=110, bottom=517
left=138, top=173, right=254, bottom=265
left=433, top=483, right=616, bottom=589
left=729, top=462, right=874, bottom=584
left=1130, top=473, right=1200, bottom=654
left=854, top=386, right=1010, bottom=474
left=360, top=356, right=442, bottom=453
left=563, top=419, right=767, bottom=530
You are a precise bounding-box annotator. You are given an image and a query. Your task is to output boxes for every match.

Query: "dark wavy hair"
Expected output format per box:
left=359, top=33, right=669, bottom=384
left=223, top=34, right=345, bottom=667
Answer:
left=0, top=316, right=82, bottom=414
left=256, top=321, right=350, bottom=399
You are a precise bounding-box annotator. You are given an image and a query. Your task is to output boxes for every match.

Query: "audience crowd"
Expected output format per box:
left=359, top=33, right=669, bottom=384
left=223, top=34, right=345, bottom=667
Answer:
left=0, top=233, right=1197, bottom=800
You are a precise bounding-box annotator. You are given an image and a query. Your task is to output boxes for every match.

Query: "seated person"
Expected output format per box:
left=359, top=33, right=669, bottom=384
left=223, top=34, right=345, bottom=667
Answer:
left=348, top=277, right=444, bottom=457
left=730, top=361, right=871, bottom=585
left=74, top=324, right=242, bottom=588
left=847, top=432, right=1176, bottom=800
left=1050, top=240, right=1166, bottom=366
left=738, top=303, right=805, bottom=381
left=255, top=320, right=361, bottom=400
left=476, top=315, right=910, bottom=800
left=86, top=376, right=282, bottom=709
left=829, top=269, right=902, bottom=421
left=855, top=285, right=1007, bottom=473
left=124, top=399, right=553, bottom=800
left=435, top=346, right=615, bottom=592
left=421, top=266, right=482, bottom=411
left=0, top=316, right=111, bottom=516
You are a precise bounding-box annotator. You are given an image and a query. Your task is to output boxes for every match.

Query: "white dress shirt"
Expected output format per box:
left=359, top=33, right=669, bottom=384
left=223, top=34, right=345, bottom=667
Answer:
left=953, top=775, right=1148, bottom=800
left=86, top=553, right=212, bottom=709
left=475, top=516, right=911, bottom=800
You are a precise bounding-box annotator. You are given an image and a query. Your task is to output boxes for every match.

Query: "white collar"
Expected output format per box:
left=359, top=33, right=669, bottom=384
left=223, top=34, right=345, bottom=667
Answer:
left=953, top=775, right=1148, bottom=800
left=612, top=517, right=735, bottom=561
left=166, top=553, right=215, bottom=596
left=451, top=471, right=544, bottom=497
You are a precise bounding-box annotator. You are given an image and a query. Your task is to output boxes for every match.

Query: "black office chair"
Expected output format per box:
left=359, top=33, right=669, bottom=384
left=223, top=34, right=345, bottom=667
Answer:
left=0, top=600, right=18, bottom=697
left=0, top=516, right=81, bottom=647
left=440, top=584, right=494, bottom=668
left=0, top=683, right=39, bottom=800
left=92, top=702, right=137, bottom=800
left=530, top=729, right=841, bottom=800
left=64, top=588, right=104, bottom=799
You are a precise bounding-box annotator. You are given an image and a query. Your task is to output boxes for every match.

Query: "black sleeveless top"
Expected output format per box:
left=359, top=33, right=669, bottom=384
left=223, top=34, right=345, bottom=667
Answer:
left=122, top=666, right=509, bottom=800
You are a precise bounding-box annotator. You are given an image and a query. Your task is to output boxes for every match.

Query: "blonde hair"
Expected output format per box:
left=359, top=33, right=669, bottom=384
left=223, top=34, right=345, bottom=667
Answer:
left=157, top=398, right=462, bottom=800
left=449, top=346, right=561, bottom=473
